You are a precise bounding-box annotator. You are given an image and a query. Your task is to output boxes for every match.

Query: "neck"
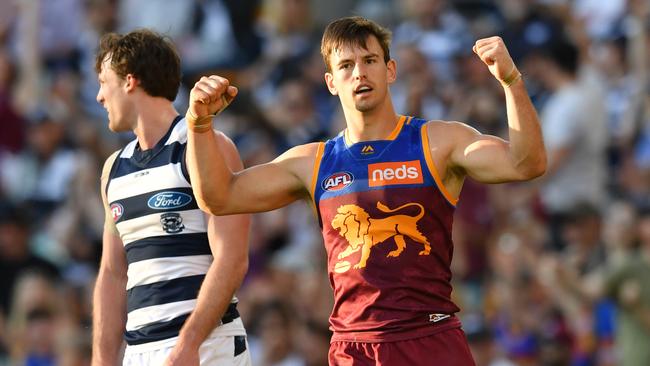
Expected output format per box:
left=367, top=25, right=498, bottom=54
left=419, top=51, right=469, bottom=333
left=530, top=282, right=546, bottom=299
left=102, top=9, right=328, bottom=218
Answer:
left=132, top=97, right=179, bottom=150
left=342, top=98, right=399, bottom=143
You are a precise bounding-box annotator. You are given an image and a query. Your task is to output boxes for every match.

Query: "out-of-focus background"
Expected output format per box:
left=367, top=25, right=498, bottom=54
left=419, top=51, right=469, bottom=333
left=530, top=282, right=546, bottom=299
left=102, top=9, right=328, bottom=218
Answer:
left=0, top=0, right=649, bottom=365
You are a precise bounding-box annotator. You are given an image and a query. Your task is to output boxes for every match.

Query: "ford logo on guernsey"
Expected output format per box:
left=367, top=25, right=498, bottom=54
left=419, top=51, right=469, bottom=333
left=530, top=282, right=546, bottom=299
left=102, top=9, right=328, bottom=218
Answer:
left=147, top=191, right=192, bottom=210
left=322, top=172, right=354, bottom=191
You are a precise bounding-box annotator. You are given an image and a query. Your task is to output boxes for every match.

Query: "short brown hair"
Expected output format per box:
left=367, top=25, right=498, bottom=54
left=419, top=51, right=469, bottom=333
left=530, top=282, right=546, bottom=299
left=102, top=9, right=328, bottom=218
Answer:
left=95, top=29, right=181, bottom=101
left=321, top=16, right=392, bottom=72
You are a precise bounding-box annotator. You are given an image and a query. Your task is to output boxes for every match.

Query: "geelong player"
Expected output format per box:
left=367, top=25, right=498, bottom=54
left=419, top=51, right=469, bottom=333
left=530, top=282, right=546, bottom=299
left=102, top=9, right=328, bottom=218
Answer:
left=92, top=29, right=251, bottom=366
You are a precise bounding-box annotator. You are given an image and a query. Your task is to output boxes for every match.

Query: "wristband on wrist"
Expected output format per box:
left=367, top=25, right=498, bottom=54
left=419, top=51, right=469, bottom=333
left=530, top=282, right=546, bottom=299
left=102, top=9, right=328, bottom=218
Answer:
left=186, top=95, right=231, bottom=133
left=187, top=109, right=215, bottom=133
left=500, top=66, right=522, bottom=87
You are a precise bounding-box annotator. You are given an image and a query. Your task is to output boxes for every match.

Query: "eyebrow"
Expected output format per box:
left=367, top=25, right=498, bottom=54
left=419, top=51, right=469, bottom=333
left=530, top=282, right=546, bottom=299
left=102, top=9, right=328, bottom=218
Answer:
left=335, top=52, right=380, bottom=67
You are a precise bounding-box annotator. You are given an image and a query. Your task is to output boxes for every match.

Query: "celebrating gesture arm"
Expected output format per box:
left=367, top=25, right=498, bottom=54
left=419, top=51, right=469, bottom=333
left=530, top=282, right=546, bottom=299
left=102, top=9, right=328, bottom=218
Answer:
left=431, top=36, right=546, bottom=194
left=185, top=76, right=317, bottom=216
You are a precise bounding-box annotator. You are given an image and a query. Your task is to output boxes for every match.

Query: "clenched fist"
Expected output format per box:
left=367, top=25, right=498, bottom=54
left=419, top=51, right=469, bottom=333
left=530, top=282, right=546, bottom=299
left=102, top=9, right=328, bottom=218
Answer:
left=472, top=36, right=520, bottom=87
left=187, top=75, right=238, bottom=121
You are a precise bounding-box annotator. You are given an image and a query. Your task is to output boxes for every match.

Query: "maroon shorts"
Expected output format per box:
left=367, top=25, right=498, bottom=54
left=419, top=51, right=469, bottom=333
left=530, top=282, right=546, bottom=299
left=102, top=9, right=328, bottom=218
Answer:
left=329, top=328, right=476, bottom=366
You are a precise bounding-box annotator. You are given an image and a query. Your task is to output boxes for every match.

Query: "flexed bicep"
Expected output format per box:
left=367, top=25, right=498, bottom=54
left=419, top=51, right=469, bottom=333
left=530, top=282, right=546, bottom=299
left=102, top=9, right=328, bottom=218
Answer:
left=443, top=122, right=539, bottom=184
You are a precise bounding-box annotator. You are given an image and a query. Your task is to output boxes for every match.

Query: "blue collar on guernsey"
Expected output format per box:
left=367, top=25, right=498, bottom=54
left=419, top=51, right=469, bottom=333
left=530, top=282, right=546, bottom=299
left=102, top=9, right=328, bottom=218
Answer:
left=132, top=115, right=184, bottom=167
left=338, top=115, right=412, bottom=161
left=311, top=115, right=459, bottom=207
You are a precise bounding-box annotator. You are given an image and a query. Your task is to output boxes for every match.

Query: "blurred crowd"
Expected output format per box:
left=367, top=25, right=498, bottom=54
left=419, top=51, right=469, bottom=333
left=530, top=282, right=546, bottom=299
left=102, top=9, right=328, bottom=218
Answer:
left=0, top=0, right=649, bottom=365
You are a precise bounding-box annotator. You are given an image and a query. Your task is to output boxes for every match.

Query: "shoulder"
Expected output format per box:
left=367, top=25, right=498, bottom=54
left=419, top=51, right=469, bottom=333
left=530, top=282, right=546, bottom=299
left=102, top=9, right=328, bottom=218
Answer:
left=271, top=142, right=324, bottom=187
left=100, top=149, right=121, bottom=202
left=425, top=120, right=481, bottom=144
left=101, top=150, right=122, bottom=181
left=275, top=142, right=323, bottom=162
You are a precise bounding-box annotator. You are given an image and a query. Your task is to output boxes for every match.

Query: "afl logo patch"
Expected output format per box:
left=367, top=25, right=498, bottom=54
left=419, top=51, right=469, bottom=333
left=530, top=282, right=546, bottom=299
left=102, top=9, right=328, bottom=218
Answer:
left=110, top=203, right=123, bottom=222
left=322, top=172, right=354, bottom=191
left=147, top=192, right=192, bottom=210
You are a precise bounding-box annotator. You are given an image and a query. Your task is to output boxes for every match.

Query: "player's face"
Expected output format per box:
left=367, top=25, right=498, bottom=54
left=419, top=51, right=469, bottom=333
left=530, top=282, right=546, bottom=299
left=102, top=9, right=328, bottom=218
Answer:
left=96, top=57, right=135, bottom=132
left=325, top=35, right=396, bottom=114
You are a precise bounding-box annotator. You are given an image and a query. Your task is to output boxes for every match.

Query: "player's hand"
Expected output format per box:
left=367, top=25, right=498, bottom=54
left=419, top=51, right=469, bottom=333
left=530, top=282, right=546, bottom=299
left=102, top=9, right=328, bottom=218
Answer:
left=472, top=36, right=519, bottom=86
left=187, top=75, right=238, bottom=119
left=163, top=344, right=199, bottom=366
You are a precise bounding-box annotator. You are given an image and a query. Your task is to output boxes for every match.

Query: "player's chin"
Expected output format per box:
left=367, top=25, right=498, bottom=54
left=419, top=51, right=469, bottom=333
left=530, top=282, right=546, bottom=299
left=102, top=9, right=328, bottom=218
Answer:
left=108, top=121, right=128, bottom=133
left=354, top=100, right=376, bottom=113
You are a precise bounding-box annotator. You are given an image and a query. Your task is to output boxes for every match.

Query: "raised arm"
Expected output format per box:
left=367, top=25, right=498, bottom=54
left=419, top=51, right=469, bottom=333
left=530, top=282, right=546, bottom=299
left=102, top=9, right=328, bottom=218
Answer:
left=92, top=152, right=127, bottom=366
left=164, top=142, right=251, bottom=366
left=440, top=37, right=546, bottom=186
left=185, top=76, right=317, bottom=215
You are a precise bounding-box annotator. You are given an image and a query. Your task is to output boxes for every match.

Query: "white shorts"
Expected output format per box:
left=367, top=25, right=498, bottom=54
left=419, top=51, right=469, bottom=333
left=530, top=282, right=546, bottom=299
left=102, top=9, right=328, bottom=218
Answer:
left=123, top=334, right=251, bottom=366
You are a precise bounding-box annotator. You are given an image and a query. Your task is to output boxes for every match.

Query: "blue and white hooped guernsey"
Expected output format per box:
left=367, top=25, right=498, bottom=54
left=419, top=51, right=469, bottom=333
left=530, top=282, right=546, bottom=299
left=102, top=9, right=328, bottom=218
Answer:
left=106, top=116, right=244, bottom=350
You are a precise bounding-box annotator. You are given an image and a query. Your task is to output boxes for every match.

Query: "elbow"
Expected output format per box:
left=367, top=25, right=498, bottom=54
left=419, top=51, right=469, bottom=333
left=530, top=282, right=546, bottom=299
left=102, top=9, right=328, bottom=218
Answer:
left=196, top=197, right=226, bottom=216
left=193, top=176, right=237, bottom=215
left=525, top=153, right=547, bottom=179
left=194, top=189, right=228, bottom=216
left=515, top=151, right=547, bottom=180
left=192, top=177, right=236, bottom=215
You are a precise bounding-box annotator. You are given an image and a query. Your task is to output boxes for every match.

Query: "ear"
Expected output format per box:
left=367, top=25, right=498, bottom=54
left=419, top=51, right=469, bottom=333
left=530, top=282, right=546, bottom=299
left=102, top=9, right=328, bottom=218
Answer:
left=324, top=72, right=338, bottom=96
left=387, top=59, right=397, bottom=84
left=124, top=74, right=139, bottom=93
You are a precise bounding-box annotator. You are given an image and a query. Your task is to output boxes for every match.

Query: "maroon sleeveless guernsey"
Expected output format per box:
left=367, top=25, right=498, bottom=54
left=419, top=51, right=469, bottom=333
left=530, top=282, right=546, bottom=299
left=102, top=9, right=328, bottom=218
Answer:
left=311, top=116, right=462, bottom=342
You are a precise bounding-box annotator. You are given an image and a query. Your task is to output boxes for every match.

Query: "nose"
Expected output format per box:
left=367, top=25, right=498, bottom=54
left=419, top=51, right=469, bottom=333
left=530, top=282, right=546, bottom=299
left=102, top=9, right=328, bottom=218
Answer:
left=96, top=88, right=103, bottom=105
left=352, top=63, right=367, bottom=80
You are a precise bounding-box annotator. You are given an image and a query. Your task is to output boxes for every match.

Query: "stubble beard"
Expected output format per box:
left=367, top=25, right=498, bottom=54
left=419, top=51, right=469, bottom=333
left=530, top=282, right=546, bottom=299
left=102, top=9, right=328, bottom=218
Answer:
left=354, top=98, right=377, bottom=113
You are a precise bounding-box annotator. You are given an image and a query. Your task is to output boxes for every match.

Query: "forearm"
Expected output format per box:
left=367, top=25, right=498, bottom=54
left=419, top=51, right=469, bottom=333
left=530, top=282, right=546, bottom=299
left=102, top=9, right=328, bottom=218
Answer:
left=503, top=79, right=547, bottom=178
left=176, top=255, right=248, bottom=350
left=186, top=129, right=234, bottom=214
left=92, top=271, right=127, bottom=365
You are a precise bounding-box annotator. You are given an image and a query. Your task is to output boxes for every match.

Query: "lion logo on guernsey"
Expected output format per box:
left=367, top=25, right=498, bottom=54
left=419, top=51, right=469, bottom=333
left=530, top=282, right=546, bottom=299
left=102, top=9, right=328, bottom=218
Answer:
left=331, top=201, right=431, bottom=273
left=322, top=172, right=354, bottom=191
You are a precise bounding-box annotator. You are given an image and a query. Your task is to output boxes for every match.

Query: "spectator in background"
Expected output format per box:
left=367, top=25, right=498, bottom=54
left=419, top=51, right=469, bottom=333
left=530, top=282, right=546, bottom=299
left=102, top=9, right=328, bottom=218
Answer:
left=393, top=0, right=472, bottom=82
left=0, top=115, right=78, bottom=215
left=248, top=301, right=303, bottom=366
left=264, top=78, right=329, bottom=151
left=602, top=207, right=650, bottom=366
left=527, top=36, right=608, bottom=250
left=536, top=203, right=616, bottom=365
left=0, top=49, right=26, bottom=154
left=0, top=207, right=59, bottom=316
left=391, top=43, right=447, bottom=121
left=5, top=271, right=62, bottom=366
left=296, top=318, right=331, bottom=366
left=245, top=0, right=318, bottom=109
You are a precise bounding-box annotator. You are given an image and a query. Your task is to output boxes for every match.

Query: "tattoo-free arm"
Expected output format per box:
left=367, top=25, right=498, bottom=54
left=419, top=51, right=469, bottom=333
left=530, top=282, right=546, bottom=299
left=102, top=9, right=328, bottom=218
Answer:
left=446, top=37, right=546, bottom=183
left=92, top=152, right=127, bottom=366
left=165, top=138, right=251, bottom=365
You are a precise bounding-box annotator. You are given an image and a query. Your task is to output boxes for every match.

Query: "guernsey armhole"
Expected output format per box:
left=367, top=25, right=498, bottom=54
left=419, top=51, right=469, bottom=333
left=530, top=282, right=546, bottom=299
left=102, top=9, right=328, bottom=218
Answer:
left=309, top=142, right=326, bottom=212
left=103, top=149, right=122, bottom=197
left=420, top=125, right=459, bottom=207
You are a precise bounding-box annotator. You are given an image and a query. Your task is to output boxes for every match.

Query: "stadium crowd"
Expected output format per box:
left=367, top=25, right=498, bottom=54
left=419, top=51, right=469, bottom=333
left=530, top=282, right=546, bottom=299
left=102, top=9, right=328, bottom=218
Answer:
left=0, top=0, right=649, bottom=365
